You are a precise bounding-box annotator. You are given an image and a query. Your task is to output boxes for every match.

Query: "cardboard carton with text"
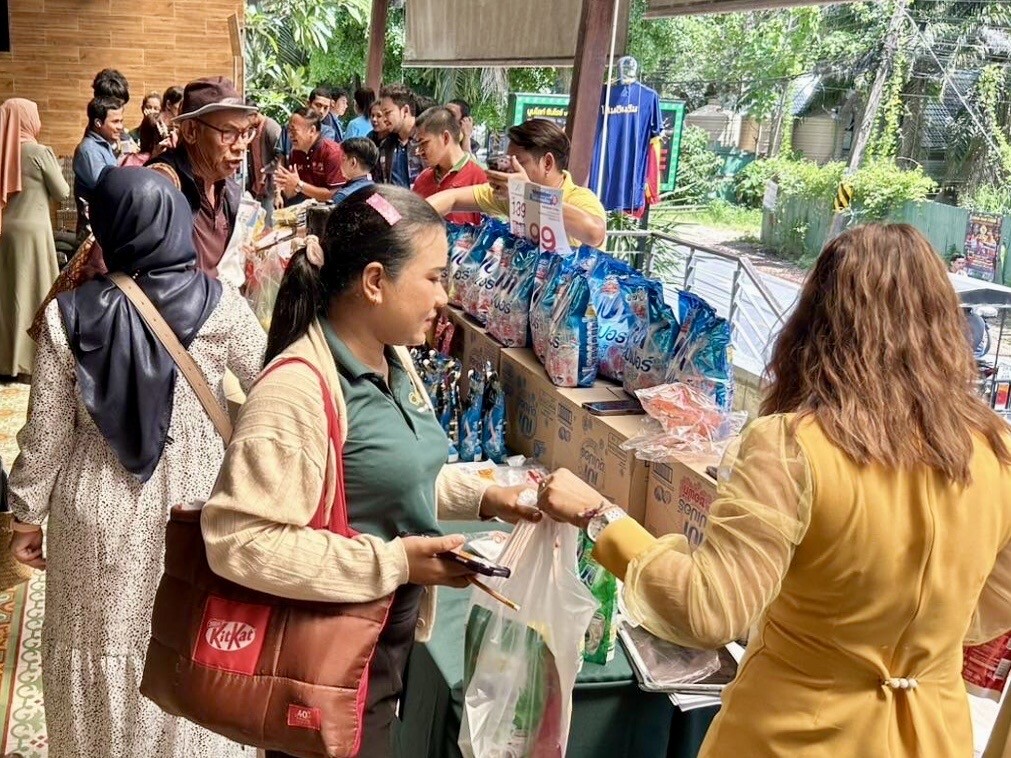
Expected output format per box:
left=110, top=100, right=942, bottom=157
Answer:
left=553, top=403, right=651, bottom=523
left=644, top=454, right=723, bottom=547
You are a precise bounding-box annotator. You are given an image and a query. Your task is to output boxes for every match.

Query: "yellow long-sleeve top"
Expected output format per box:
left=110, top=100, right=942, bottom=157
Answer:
left=595, top=414, right=1011, bottom=757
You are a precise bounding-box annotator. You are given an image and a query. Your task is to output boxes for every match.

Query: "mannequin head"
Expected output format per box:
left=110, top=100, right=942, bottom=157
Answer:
left=618, top=56, right=639, bottom=84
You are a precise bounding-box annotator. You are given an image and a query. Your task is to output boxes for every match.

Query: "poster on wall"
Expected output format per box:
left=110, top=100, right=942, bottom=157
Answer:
left=507, top=94, right=686, bottom=194
left=964, top=212, right=1004, bottom=282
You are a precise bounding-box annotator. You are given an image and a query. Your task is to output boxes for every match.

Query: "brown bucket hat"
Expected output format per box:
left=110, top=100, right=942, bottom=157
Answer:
left=173, top=77, right=258, bottom=122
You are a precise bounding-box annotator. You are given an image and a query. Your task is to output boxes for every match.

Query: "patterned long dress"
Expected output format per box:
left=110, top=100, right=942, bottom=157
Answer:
left=7, top=285, right=266, bottom=758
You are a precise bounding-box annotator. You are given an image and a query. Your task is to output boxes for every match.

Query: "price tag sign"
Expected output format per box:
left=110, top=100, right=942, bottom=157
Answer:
left=508, top=177, right=572, bottom=255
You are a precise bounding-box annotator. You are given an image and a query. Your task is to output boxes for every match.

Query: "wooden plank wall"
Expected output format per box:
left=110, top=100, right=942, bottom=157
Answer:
left=0, top=0, right=243, bottom=157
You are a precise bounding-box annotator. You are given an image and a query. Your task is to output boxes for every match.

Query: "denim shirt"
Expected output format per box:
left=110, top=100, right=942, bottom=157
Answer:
left=73, top=131, right=117, bottom=204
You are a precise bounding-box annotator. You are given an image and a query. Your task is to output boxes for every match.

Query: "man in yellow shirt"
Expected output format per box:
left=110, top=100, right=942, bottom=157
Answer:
left=427, top=119, right=607, bottom=248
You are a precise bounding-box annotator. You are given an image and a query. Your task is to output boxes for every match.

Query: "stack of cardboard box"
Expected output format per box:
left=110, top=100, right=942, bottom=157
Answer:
left=448, top=305, right=730, bottom=544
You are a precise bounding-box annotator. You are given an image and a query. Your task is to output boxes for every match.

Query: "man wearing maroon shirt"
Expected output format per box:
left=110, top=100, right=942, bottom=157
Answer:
left=275, top=107, right=345, bottom=205
left=411, top=107, right=486, bottom=226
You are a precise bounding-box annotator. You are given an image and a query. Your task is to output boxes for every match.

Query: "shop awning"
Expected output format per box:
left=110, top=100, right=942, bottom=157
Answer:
left=404, top=0, right=630, bottom=67
left=951, top=276, right=1011, bottom=309
left=645, top=0, right=847, bottom=18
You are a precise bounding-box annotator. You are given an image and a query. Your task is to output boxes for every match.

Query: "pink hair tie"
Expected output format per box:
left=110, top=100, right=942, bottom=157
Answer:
left=366, top=193, right=403, bottom=227
left=303, top=235, right=325, bottom=269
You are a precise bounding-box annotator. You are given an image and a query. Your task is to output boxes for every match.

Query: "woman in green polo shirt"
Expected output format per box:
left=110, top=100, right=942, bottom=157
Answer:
left=201, top=184, right=539, bottom=757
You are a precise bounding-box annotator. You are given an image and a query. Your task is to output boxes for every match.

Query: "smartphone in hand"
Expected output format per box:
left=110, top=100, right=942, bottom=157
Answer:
left=438, top=549, right=511, bottom=578
left=488, top=153, right=514, bottom=173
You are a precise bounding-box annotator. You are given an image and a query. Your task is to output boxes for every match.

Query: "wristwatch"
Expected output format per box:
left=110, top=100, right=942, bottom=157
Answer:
left=587, top=504, right=627, bottom=543
left=295, top=180, right=305, bottom=194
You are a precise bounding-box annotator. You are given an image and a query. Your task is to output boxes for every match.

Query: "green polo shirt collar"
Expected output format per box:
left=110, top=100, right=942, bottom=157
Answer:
left=325, top=322, right=405, bottom=385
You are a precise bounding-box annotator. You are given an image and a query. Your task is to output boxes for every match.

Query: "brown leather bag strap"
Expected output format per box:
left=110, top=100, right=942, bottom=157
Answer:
left=109, top=272, right=233, bottom=444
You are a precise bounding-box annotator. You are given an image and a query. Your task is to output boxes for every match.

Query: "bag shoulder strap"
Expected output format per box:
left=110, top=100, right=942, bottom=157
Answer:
left=109, top=273, right=233, bottom=444
left=260, top=357, right=351, bottom=537
left=147, top=162, right=182, bottom=191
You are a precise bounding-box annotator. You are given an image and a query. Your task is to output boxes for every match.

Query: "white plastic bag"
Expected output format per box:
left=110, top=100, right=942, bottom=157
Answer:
left=459, top=520, right=598, bottom=758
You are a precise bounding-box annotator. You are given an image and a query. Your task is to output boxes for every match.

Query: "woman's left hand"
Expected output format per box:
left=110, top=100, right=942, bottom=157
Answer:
left=479, top=485, right=543, bottom=524
left=537, top=469, right=605, bottom=529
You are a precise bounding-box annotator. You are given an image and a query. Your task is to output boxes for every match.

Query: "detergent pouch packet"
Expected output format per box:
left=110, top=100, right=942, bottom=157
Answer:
left=487, top=239, right=540, bottom=348
left=450, top=219, right=508, bottom=308
left=545, top=273, right=598, bottom=388
left=624, top=291, right=678, bottom=394
left=668, top=292, right=734, bottom=410
left=446, top=222, right=480, bottom=289
left=459, top=369, right=486, bottom=463
left=481, top=368, right=508, bottom=464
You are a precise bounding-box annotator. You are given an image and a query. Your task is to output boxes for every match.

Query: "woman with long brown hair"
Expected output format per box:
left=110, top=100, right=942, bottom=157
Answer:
left=539, top=223, right=1011, bottom=756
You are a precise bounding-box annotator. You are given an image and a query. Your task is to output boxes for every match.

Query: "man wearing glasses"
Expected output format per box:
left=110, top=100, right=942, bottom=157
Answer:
left=147, top=77, right=259, bottom=277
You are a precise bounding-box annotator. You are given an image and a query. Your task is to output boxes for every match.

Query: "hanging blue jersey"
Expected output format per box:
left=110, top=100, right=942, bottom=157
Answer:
left=589, top=82, right=664, bottom=213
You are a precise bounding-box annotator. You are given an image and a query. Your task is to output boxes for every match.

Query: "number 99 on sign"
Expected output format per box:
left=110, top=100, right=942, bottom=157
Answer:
left=528, top=223, right=557, bottom=253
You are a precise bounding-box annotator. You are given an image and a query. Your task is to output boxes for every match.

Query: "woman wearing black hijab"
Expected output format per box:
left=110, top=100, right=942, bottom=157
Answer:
left=5, top=168, right=265, bottom=758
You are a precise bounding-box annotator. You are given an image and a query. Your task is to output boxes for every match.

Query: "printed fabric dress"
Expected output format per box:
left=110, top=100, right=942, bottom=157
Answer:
left=8, top=285, right=266, bottom=758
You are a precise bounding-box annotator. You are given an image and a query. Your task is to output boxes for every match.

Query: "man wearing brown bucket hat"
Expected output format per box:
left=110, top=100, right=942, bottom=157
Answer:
left=147, top=76, right=259, bottom=281
left=29, top=78, right=259, bottom=337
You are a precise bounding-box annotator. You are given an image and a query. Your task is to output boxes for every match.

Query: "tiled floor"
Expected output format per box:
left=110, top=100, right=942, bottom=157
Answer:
left=0, top=382, right=46, bottom=757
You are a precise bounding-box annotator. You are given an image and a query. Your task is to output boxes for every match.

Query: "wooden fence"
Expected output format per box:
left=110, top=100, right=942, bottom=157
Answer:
left=762, top=198, right=1011, bottom=285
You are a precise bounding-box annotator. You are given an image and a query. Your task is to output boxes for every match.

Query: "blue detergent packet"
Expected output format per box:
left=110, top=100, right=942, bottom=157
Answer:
left=481, top=369, right=507, bottom=463
left=449, top=219, right=508, bottom=308
left=531, top=248, right=599, bottom=364
left=487, top=240, right=541, bottom=347
left=545, top=272, right=599, bottom=388
left=589, top=255, right=645, bottom=382
left=459, top=369, right=485, bottom=462
left=668, top=293, right=734, bottom=410
left=624, top=295, right=678, bottom=394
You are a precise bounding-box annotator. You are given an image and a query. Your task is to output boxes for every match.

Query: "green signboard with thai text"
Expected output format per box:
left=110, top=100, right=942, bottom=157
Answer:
left=507, top=93, right=686, bottom=194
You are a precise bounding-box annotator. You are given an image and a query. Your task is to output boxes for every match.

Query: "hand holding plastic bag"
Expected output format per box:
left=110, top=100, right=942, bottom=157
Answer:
left=460, top=520, right=598, bottom=758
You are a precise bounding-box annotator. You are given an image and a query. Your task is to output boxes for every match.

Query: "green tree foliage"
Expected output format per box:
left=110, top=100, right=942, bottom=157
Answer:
left=668, top=126, right=723, bottom=205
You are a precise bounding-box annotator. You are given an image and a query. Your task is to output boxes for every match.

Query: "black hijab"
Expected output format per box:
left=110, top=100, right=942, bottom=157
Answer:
left=57, top=167, right=222, bottom=482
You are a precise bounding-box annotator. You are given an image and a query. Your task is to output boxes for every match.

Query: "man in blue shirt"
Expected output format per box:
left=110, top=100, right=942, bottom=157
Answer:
left=279, top=86, right=346, bottom=160
left=332, top=137, right=378, bottom=205
left=326, top=89, right=348, bottom=142
left=73, top=96, right=124, bottom=239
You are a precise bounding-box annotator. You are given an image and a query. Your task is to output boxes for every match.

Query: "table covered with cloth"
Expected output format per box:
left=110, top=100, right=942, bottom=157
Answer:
left=391, top=521, right=718, bottom=758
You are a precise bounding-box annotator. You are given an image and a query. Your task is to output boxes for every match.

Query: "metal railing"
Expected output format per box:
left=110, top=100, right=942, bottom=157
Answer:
left=606, top=230, right=791, bottom=370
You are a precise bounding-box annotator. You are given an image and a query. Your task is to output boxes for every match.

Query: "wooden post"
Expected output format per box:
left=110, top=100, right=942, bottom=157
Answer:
left=566, top=0, right=618, bottom=186
left=367, top=0, right=389, bottom=94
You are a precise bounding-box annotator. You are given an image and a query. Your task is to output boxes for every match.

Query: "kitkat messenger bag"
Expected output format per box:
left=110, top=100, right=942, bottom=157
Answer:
left=108, top=273, right=395, bottom=758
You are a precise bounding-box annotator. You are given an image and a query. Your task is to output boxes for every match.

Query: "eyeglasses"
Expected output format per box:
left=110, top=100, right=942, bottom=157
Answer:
left=194, top=118, right=257, bottom=146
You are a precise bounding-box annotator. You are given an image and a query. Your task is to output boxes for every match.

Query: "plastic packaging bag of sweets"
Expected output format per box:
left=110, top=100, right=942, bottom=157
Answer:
left=460, top=520, right=597, bottom=758
left=545, top=274, right=599, bottom=388
left=622, top=383, right=748, bottom=460
left=487, top=241, right=542, bottom=347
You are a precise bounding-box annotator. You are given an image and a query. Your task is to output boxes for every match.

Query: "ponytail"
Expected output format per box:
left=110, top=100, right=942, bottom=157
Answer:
left=263, top=249, right=326, bottom=365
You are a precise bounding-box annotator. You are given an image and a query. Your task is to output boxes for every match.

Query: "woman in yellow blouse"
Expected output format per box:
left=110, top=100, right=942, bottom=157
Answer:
left=540, top=223, right=1011, bottom=757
